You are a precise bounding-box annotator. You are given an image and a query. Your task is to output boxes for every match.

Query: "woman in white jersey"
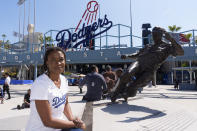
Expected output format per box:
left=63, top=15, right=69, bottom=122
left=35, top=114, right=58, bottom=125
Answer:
left=26, top=47, right=86, bottom=131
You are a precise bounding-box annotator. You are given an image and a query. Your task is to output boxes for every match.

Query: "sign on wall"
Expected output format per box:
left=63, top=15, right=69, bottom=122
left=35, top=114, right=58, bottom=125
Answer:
left=56, top=0, right=113, bottom=49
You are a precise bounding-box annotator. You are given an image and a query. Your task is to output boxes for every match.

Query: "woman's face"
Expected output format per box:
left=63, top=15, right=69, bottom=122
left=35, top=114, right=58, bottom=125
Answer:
left=46, top=51, right=66, bottom=74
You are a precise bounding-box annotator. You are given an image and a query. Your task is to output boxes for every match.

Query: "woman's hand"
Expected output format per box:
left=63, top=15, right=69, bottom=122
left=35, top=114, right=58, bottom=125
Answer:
left=73, top=117, right=86, bottom=130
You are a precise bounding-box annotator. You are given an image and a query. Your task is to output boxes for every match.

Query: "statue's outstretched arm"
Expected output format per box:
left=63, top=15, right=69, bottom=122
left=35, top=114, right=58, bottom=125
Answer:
left=121, top=52, right=139, bottom=60
left=121, top=45, right=149, bottom=59
left=164, top=31, right=184, bottom=56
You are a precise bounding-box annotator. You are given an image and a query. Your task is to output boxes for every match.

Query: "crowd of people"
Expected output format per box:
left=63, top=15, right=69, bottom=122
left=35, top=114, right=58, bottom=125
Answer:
left=78, top=65, right=126, bottom=101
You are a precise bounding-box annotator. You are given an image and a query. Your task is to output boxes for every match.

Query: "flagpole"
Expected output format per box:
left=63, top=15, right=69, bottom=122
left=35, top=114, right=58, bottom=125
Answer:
left=23, top=0, right=26, bottom=41
left=130, top=0, right=133, bottom=47
left=28, top=0, right=31, bottom=52
left=28, top=0, right=30, bottom=28
left=33, top=0, right=36, bottom=43
left=99, top=4, right=101, bottom=50
left=19, top=6, right=21, bottom=42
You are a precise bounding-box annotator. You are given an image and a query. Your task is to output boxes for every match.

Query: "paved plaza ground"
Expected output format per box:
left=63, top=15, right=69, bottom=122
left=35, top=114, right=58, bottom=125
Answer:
left=0, top=84, right=197, bottom=131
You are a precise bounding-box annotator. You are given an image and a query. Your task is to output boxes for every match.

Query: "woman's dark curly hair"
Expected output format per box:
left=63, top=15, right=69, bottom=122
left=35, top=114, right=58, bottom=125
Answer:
left=41, top=47, right=66, bottom=73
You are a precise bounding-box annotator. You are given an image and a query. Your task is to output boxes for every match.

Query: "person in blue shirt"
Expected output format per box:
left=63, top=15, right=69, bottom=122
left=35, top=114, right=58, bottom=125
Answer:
left=79, top=65, right=107, bottom=101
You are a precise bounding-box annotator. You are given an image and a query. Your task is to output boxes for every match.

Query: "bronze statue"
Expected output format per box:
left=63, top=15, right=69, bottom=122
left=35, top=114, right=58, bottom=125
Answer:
left=111, top=27, right=184, bottom=102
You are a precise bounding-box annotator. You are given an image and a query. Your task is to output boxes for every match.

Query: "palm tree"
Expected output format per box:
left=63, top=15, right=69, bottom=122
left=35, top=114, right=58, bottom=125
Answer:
left=168, top=25, right=181, bottom=83
left=168, top=25, right=181, bottom=32
left=4, top=40, right=11, bottom=49
left=2, top=34, right=6, bottom=42
left=45, top=36, right=54, bottom=47
left=185, top=33, right=192, bottom=41
left=0, top=40, right=2, bottom=47
left=39, top=35, right=44, bottom=44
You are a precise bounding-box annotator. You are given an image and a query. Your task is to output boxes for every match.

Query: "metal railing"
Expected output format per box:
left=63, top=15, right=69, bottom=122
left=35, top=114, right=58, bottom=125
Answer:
left=1, top=26, right=197, bottom=55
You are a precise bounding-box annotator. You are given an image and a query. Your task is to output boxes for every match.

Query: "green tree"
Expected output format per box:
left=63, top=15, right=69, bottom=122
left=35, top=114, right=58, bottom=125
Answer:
left=0, top=40, right=2, bottom=47
left=181, top=62, right=188, bottom=67
left=4, top=40, right=11, bottom=49
left=2, top=34, right=6, bottom=42
left=45, top=36, right=53, bottom=44
left=185, top=33, right=192, bottom=41
left=45, top=36, right=54, bottom=47
left=39, top=35, right=44, bottom=43
left=168, top=25, right=181, bottom=32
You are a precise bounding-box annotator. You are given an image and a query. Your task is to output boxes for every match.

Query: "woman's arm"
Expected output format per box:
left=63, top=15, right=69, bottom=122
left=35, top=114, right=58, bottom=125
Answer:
left=63, top=96, right=75, bottom=121
left=35, top=100, right=76, bottom=129
left=63, top=96, right=86, bottom=129
left=24, top=99, right=30, bottom=105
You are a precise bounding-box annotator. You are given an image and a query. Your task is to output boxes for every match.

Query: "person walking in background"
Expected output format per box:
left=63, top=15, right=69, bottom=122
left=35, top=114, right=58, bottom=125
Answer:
left=79, top=65, right=107, bottom=101
left=103, top=65, right=116, bottom=92
left=26, top=47, right=85, bottom=131
left=195, top=77, right=197, bottom=90
left=174, top=79, right=179, bottom=90
left=3, top=72, right=11, bottom=99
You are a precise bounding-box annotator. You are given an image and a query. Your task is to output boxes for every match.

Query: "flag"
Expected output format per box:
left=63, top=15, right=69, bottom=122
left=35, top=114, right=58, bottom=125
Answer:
left=13, top=31, right=23, bottom=38
left=179, top=34, right=190, bottom=43
left=17, top=0, right=26, bottom=6
left=169, top=33, right=190, bottom=44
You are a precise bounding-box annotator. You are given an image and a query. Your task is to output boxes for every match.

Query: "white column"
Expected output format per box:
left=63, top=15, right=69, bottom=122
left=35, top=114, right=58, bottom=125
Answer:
left=34, top=63, right=37, bottom=80
left=189, top=71, right=192, bottom=84
left=171, top=71, right=174, bottom=84
left=189, top=60, right=192, bottom=84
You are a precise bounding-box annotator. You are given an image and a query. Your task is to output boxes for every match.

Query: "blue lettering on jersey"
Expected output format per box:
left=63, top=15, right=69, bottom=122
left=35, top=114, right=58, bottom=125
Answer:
left=52, top=94, right=67, bottom=108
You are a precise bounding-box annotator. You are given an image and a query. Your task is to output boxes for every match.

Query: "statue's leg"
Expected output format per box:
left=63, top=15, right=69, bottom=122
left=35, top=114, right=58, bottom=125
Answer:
left=126, top=71, right=154, bottom=98
left=111, top=62, right=140, bottom=102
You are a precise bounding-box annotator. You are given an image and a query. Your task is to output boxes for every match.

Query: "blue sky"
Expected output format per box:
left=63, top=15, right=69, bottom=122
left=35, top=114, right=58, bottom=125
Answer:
left=0, top=0, right=197, bottom=47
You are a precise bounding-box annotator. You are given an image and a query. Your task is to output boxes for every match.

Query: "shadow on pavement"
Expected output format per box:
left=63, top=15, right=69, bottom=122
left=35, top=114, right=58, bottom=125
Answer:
left=11, top=107, right=18, bottom=110
left=142, top=92, right=197, bottom=99
left=167, top=88, right=197, bottom=92
left=67, top=92, right=84, bottom=97
left=101, top=103, right=166, bottom=123
left=70, top=100, right=86, bottom=103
